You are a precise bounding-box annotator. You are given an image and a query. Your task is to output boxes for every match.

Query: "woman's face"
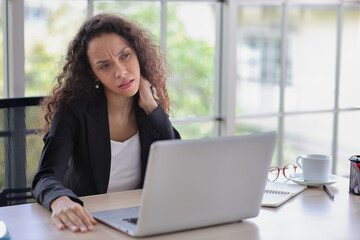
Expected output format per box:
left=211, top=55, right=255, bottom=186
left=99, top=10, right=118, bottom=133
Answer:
left=87, top=33, right=140, bottom=98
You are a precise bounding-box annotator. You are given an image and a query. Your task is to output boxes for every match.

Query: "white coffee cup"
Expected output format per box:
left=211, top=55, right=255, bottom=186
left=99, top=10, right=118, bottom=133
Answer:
left=296, top=154, right=332, bottom=182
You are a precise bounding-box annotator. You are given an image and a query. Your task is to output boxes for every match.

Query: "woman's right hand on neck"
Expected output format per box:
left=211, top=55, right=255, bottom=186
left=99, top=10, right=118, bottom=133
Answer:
left=50, top=196, right=97, bottom=233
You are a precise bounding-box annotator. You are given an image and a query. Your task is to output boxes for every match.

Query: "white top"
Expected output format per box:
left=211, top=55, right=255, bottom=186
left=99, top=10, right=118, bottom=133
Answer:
left=107, top=132, right=141, bottom=193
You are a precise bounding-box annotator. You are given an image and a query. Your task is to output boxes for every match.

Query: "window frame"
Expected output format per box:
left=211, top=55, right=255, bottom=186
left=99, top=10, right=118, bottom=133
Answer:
left=235, top=0, right=360, bottom=175
left=2, top=0, right=360, bottom=176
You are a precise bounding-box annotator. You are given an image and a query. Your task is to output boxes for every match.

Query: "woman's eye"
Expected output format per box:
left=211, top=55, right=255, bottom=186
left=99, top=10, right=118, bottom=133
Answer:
left=100, top=64, right=109, bottom=70
left=121, top=53, right=130, bottom=59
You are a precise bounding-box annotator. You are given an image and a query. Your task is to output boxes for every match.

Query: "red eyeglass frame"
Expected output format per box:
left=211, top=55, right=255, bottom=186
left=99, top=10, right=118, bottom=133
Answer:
left=267, top=164, right=297, bottom=182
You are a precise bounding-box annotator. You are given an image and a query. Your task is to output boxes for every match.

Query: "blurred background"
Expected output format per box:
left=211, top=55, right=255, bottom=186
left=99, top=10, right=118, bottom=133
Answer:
left=1, top=0, right=360, bottom=190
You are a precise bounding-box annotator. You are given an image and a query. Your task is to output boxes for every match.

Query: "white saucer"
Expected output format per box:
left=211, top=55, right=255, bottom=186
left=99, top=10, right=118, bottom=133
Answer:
left=289, top=173, right=338, bottom=187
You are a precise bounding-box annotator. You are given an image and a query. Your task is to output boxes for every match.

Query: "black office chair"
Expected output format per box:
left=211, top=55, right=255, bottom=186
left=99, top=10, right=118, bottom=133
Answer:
left=0, top=97, right=44, bottom=206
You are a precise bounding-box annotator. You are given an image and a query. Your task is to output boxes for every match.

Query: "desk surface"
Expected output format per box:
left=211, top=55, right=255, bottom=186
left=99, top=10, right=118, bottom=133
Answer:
left=1, top=177, right=359, bottom=240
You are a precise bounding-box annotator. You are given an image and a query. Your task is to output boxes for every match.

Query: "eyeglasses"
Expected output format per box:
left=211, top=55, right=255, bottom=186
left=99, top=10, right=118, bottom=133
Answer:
left=267, top=164, right=297, bottom=182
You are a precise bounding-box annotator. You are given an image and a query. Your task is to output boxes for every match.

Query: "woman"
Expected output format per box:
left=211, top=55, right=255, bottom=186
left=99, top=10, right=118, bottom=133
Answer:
left=32, top=13, right=180, bottom=233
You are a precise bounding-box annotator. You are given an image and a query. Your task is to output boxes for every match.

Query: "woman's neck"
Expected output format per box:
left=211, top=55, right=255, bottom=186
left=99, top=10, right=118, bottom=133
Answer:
left=105, top=92, right=134, bottom=117
left=106, top=92, right=137, bottom=142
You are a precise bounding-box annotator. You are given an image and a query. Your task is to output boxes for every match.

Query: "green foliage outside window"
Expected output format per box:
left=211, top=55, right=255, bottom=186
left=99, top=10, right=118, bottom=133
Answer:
left=0, top=3, right=217, bottom=189
left=167, top=8, right=215, bottom=119
left=166, top=4, right=216, bottom=139
left=88, top=3, right=216, bottom=139
left=95, top=1, right=161, bottom=41
left=95, top=3, right=216, bottom=122
left=25, top=2, right=87, bottom=96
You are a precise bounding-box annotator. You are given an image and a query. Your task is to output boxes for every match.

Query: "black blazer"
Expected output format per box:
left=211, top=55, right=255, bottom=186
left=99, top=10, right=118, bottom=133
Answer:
left=32, top=90, right=180, bottom=210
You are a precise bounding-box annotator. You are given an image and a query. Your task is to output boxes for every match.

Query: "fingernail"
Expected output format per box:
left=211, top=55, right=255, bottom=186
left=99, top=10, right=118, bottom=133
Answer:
left=87, top=224, right=93, bottom=230
left=71, top=226, right=78, bottom=231
left=80, top=226, right=87, bottom=232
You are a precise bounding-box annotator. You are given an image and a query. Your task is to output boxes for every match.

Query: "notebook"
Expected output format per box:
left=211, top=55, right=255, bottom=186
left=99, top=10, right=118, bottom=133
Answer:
left=91, top=132, right=277, bottom=237
left=261, top=182, right=307, bottom=207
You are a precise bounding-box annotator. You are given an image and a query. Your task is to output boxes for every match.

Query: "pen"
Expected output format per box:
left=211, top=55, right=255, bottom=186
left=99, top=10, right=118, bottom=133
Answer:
left=323, top=185, right=334, bottom=200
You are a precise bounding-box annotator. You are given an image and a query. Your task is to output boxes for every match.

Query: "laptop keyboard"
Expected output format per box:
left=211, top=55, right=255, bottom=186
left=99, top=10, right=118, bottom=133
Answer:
left=123, top=218, right=138, bottom=225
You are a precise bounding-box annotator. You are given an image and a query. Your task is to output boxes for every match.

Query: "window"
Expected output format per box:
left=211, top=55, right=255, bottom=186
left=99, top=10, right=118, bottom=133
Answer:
left=167, top=2, right=218, bottom=139
left=94, top=1, right=161, bottom=42
left=284, top=113, right=333, bottom=164
left=0, top=1, right=4, bottom=189
left=340, top=4, right=360, bottom=109
left=236, top=5, right=283, bottom=164
left=94, top=1, right=219, bottom=139
left=236, top=117, right=279, bottom=162
left=0, top=0, right=3, bottom=98
left=22, top=0, right=220, bottom=140
left=235, top=1, right=360, bottom=175
left=337, top=3, right=360, bottom=176
left=286, top=5, right=337, bottom=112
left=239, top=38, right=285, bottom=85
left=338, top=112, right=360, bottom=175
left=0, top=0, right=3, bottom=187
left=236, top=5, right=282, bottom=116
left=24, top=0, right=87, bottom=97
left=2, top=0, right=360, bottom=177
left=283, top=5, right=338, bottom=167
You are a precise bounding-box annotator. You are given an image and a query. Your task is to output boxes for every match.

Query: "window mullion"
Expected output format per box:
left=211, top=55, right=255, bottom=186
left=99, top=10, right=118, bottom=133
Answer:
left=220, top=0, right=237, bottom=136
left=160, top=0, right=167, bottom=53
left=4, top=0, right=25, bottom=98
left=278, top=1, right=289, bottom=167
left=87, top=0, right=94, bottom=18
left=214, top=1, right=222, bottom=137
left=332, top=2, right=343, bottom=174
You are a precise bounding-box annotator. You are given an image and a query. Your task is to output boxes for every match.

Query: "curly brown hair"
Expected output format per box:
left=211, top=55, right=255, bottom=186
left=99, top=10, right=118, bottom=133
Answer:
left=41, top=13, right=170, bottom=133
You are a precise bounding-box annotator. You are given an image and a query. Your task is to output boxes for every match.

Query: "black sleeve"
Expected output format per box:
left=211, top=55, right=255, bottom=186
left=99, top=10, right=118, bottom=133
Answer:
left=138, top=105, right=181, bottom=141
left=32, top=105, right=83, bottom=210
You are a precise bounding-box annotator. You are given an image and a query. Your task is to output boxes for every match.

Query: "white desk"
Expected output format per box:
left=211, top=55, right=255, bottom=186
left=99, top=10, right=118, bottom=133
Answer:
left=0, top=177, right=359, bottom=239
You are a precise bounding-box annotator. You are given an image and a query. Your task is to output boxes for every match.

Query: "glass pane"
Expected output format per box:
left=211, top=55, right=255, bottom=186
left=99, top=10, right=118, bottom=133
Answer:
left=237, top=5, right=282, bottom=115
left=0, top=107, right=4, bottom=189
left=94, top=1, right=161, bottom=42
left=283, top=114, right=333, bottom=168
left=167, top=2, right=217, bottom=119
left=26, top=135, right=43, bottom=186
left=0, top=104, right=43, bottom=190
left=25, top=106, right=40, bottom=129
left=235, top=117, right=278, bottom=165
left=0, top=137, right=4, bottom=190
left=339, top=5, right=360, bottom=108
left=172, top=122, right=214, bottom=140
left=285, top=6, right=337, bottom=111
left=0, top=0, right=3, bottom=98
left=338, top=111, right=360, bottom=177
left=24, top=0, right=87, bottom=97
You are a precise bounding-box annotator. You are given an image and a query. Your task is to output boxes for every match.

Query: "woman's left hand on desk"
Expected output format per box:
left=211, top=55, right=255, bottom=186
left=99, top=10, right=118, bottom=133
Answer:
left=50, top=196, right=97, bottom=233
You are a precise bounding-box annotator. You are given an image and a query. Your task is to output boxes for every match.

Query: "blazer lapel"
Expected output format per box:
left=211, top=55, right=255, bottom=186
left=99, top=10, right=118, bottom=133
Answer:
left=86, top=91, right=111, bottom=194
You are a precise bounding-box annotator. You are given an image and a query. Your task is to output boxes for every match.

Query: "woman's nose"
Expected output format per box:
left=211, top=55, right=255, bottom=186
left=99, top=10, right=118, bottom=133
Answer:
left=115, top=62, right=127, bottom=79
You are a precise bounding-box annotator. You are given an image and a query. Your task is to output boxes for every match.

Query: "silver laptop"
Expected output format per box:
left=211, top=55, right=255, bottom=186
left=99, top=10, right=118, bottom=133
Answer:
left=91, top=131, right=277, bottom=237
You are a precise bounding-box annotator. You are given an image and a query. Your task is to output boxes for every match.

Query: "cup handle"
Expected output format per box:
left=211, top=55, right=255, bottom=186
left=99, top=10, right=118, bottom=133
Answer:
left=296, top=156, right=303, bottom=169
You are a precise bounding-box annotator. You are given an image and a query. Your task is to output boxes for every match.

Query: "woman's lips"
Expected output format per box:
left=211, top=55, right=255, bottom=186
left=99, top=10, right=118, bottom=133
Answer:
left=119, top=79, right=134, bottom=89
